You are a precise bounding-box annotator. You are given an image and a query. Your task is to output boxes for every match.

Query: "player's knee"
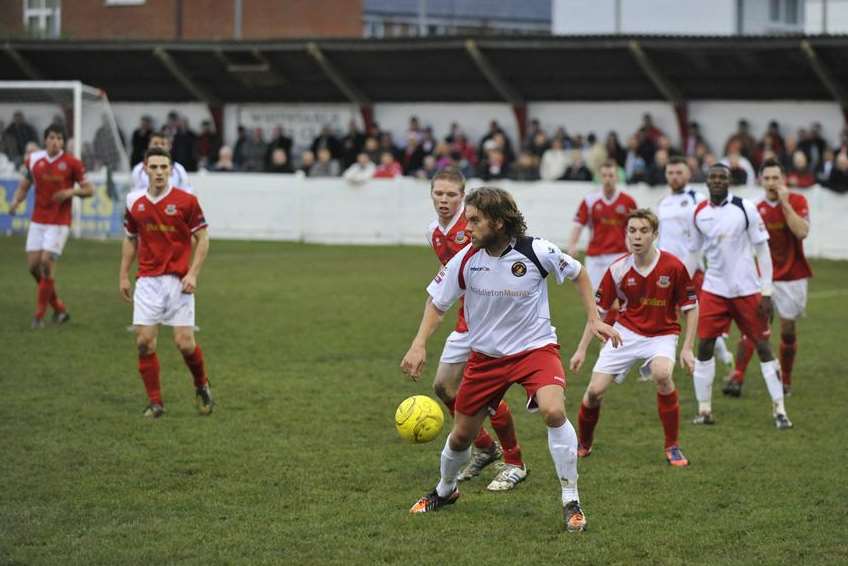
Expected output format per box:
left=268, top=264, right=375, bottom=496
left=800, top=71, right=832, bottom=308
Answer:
left=652, top=363, right=673, bottom=383
left=174, top=334, right=196, bottom=354
left=432, top=381, right=455, bottom=405
left=755, top=341, right=772, bottom=359
left=780, top=332, right=796, bottom=344
left=137, top=338, right=157, bottom=356
left=585, top=384, right=605, bottom=406
left=539, top=403, right=566, bottom=428
left=449, top=425, right=476, bottom=448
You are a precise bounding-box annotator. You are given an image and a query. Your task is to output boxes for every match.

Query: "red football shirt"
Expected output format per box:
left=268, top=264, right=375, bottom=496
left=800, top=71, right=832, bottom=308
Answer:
left=427, top=209, right=471, bottom=332
left=756, top=194, right=813, bottom=281
left=574, top=190, right=638, bottom=256
left=124, top=187, right=208, bottom=279
left=596, top=250, right=697, bottom=337
left=28, top=150, right=87, bottom=226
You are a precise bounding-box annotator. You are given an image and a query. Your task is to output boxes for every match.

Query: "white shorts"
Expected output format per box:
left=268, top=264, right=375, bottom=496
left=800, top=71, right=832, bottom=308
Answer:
left=440, top=330, right=472, bottom=364
left=133, top=275, right=196, bottom=327
left=593, top=323, right=678, bottom=382
left=773, top=279, right=807, bottom=321
left=25, top=222, right=70, bottom=255
left=585, top=253, right=622, bottom=289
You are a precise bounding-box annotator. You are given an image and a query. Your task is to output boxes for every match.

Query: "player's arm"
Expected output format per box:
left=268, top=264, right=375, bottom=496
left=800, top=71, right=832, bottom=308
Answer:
left=400, top=297, right=447, bottom=382
left=754, top=240, right=774, bottom=320
left=573, top=268, right=622, bottom=347
left=119, top=235, right=138, bottom=303
left=566, top=223, right=583, bottom=257
left=777, top=186, right=809, bottom=239
left=182, top=228, right=209, bottom=293
left=679, top=305, right=698, bottom=374
left=8, top=175, right=31, bottom=215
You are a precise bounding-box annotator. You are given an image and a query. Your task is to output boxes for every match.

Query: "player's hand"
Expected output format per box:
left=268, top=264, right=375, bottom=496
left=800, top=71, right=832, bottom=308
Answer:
left=680, top=348, right=696, bottom=375
left=52, top=189, right=75, bottom=203
left=569, top=350, right=586, bottom=373
left=400, top=344, right=426, bottom=382
left=758, top=295, right=773, bottom=323
left=590, top=319, right=622, bottom=348
left=181, top=273, right=197, bottom=294
left=119, top=276, right=133, bottom=303
left=776, top=185, right=790, bottom=203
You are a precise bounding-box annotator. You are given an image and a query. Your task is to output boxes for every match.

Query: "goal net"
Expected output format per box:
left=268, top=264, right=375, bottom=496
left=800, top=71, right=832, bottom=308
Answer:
left=0, top=81, right=130, bottom=238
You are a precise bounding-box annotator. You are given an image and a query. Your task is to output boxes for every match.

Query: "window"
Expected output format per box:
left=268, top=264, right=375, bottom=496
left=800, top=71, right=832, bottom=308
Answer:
left=23, top=0, right=61, bottom=38
left=785, top=0, right=798, bottom=24
left=770, top=0, right=781, bottom=22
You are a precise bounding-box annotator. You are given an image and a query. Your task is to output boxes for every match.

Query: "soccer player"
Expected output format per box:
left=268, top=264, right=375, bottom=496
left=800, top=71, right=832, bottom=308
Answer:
left=569, top=209, right=697, bottom=467
left=131, top=131, right=191, bottom=192
left=566, top=159, right=638, bottom=289
left=722, top=159, right=812, bottom=398
left=688, top=164, right=792, bottom=429
left=119, top=147, right=213, bottom=418
left=657, top=156, right=733, bottom=367
left=401, top=186, right=621, bottom=532
left=426, top=167, right=527, bottom=491
left=8, top=124, right=94, bottom=328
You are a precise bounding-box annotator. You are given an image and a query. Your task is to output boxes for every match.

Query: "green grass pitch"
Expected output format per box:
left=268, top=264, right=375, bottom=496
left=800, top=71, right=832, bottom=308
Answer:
left=1, top=236, right=846, bottom=565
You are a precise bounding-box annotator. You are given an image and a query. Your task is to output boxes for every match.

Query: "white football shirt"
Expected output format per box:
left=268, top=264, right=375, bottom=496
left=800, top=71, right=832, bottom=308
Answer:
left=427, top=236, right=582, bottom=358
left=690, top=193, right=769, bottom=298
left=132, top=161, right=192, bottom=192
left=657, top=187, right=705, bottom=267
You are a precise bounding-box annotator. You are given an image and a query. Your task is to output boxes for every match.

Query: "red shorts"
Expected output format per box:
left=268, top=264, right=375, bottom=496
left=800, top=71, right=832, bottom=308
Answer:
left=454, top=344, right=565, bottom=417
left=697, top=290, right=770, bottom=341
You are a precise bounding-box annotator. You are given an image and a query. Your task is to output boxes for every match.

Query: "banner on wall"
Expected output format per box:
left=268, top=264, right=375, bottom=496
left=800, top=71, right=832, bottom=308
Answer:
left=236, top=104, right=356, bottom=154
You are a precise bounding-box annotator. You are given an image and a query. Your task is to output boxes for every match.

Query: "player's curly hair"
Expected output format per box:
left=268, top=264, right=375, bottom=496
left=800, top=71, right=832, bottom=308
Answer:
left=465, top=186, right=527, bottom=239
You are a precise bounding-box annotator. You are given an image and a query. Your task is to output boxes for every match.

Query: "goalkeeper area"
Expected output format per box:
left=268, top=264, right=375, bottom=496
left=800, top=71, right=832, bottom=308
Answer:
left=0, top=237, right=844, bottom=564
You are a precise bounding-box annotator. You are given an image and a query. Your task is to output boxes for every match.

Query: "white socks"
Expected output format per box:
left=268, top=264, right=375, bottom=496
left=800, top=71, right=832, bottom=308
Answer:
left=760, top=360, right=787, bottom=414
left=436, top=435, right=471, bottom=497
left=547, top=420, right=579, bottom=505
left=693, top=357, right=716, bottom=414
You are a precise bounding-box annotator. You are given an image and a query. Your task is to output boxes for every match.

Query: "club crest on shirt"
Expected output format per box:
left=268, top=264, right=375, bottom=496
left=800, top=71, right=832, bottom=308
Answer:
left=616, top=205, right=627, bottom=214
left=138, top=204, right=145, bottom=211
left=626, top=277, right=636, bottom=286
left=657, top=275, right=671, bottom=288
left=511, top=261, right=527, bottom=277
left=57, top=162, right=67, bottom=171
left=454, top=230, right=467, bottom=244
left=165, top=204, right=178, bottom=216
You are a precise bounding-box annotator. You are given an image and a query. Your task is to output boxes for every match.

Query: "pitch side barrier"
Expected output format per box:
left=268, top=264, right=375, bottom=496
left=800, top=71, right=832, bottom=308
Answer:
left=2, top=174, right=846, bottom=260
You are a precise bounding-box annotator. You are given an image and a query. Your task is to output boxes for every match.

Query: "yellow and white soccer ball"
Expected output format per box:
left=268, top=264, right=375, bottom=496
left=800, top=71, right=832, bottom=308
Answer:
left=395, top=395, right=444, bottom=443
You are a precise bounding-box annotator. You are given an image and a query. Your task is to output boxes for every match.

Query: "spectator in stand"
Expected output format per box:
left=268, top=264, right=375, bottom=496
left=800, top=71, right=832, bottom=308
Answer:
left=478, top=120, right=514, bottom=163
left=373, top=151, right=402, bottom=179
left=196, top=120, right=221, bottom=171
left=401, top=133, right=427, bottom=175
left=510, top=150, right=541, bottom=181
left=722, top=151, right=754, bottom=186
left=635, top=129, right=657, bottom=169
left=340, top=119, right=366, bottom=169
left=584, top=133, right=608, bottom=178
left=444, top=122, right=463, bottom=144
left=130, top=115, right=154, bottom=166
left=683, top=121, right=708, bottom=157
left=799, top=122, right=827, bottom=172
left=172, top=116, right=198, bottom=171
left=233, top=126, right=248, bottom=169
left=753, top=132, right=782, bottom=170
left=645, top=148, right=669, bottom=186
left=310, top=147, right=340, bottom=178
left=782, top=134, right=799, bottom=171
left=687, top=156, right=706, bottom=183
left=265, top=126, right=293, bottom=171
left=419, top=127, right=437, bottom=155
left=553, top=126, right=572, bottom=147
left=450, top=132, right=477, bottom=171
left=637, top=113, right=664, bottom=145
left=343, top=152, right=376, bottom=185
left=298, top=150, right=316, bottom=176
left=311, top=125, right=341, bottom=159
left=241, top=128, right=267, bottom=172
left=786, top=150, right=815, bottom=189
left=4, top=111, right=38, bottom=162
left=491, top=131, right=515, bottom=165
left=624, top=135, right=647, bottom=184
left=267, top=148, right=294, bottom=173
left=93, top=114, right=126, bottom=171
left=527, top=130, right=550, bottom=159
left=363, top=137, right=380, bottom=164
left=162, top=111, right=180, bottom=139
left=523, top=118, right=542, bottom=148
left=415, top=155, right=439, bottom=180
left=561, top=151, right=593, bottom=182
left=817, top=148, right=834, bottom=185
left=211, top=145, right=237, bottom=172
left=541, top=137, right=571, bottom=181
left=764, top=120, right=786, bottom=155
left=406, top=116, right=423, bottom=145
left=604, top=131, right=626, bottom=167
left=379, top=132, right=401, bottom=162
left=432, top=142, right=454, bottom=170
left=827, top=151, right=848, bottom=193
left=477, top=148, right=510, bottom=181
left=723, top=119, right=757, bottom=161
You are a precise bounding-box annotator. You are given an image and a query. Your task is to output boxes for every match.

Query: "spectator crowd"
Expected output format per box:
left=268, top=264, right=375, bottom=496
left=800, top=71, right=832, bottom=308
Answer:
left=3, top=108, right=848, bottom=194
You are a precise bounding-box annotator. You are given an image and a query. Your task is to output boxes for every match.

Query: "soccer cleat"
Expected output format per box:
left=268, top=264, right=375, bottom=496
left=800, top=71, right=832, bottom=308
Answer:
left=31, top=317, right=45, bottom=329
left=195, top=384, right=214, bottom=416
left=486, top=464, right=528, bottom=491
left=722, top=378, right=743, bottom=398
left=143, top=403, right=165, bottom=418
left=457, top=441, right=502, bottom=481
left=774, top=413, right=793, bottom=430
left=665, top=445, right=690, bottom=467
left=692, top=413, right=716, bottom=425
left=563, top=500, right=587, bottom=532
left=52, top=311, right=70, bottom=325
left=409, top=487, right=460, bottom=513
left=577, top=444, right=592, bottom=458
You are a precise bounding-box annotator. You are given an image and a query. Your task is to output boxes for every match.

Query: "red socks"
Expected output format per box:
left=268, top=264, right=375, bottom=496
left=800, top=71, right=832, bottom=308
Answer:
left=578, top=402, right=600, bottom=450
left=182, top=345, right=208, bottom=388
left=779, top=335, right=797, bottom=387
left=48, top=278, right=65, bottom=313
left=490, top=401, right=523, bottom=466
left=657, top=390, right=680, bottom=449
left=732, top=335, right=756, bottom=383
left=138, top=352, right=162, bottom=405
left=34, top=278, right=65, bottom=319
left=473, top=427, right=495, bottom=450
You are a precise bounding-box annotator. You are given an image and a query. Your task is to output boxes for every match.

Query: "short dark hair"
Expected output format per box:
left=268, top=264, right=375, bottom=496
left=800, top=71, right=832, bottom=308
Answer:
left=627, top=208, right=659, bottom=233
left=600, top=159, right=618, bottom=170
left=149, top=130, right=168, bottom=142
left=465, top=186, right=526, bottom=239
left=144, top=146, right=172, bottom=163
left=44, top=124, right=65, bottom=140
left=431, top=166, right=466, bottom=192
left=667, top=155, right=688, bottom=167
left=759, top=158, right=785, bottom=175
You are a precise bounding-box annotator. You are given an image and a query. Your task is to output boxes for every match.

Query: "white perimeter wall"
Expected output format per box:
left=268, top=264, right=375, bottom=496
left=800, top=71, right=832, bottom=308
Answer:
left=190, top=173, right=848, bottom=260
